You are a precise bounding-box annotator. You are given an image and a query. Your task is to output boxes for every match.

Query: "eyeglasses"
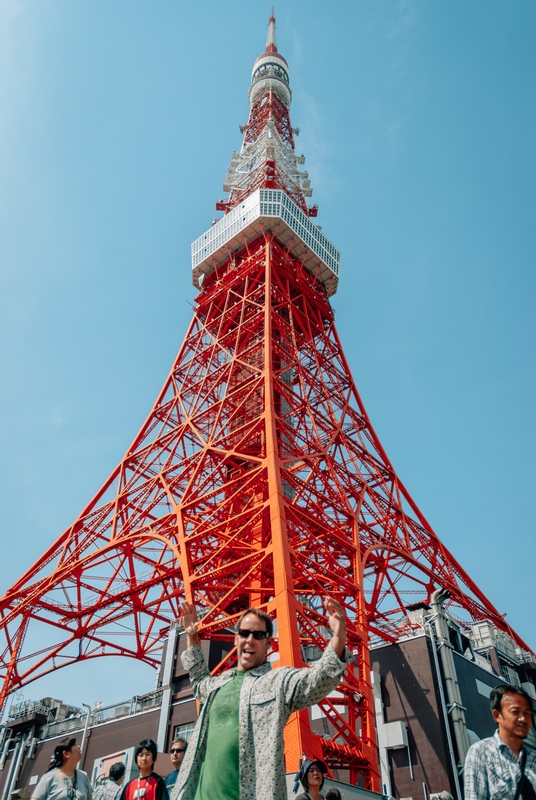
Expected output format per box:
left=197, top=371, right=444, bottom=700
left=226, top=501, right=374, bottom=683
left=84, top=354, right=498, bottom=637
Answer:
left=237, top=629, right=270, bottom=640
left=170, top=748, right=185, bottom=754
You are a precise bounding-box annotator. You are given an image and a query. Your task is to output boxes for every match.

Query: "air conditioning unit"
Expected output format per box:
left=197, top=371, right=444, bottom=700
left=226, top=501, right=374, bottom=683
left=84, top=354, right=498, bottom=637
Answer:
left=501, top=665, right=521, bottom=688
left=522, top=682, right=536, bottom=700
left=376, top=720, right=408, bottom=749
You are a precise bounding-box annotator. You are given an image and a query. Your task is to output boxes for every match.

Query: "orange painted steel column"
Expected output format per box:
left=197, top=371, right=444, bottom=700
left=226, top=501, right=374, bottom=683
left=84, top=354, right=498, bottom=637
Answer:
left=353, top=498, right=381, bottom=792
left=263, top=237, right=318, bottom=770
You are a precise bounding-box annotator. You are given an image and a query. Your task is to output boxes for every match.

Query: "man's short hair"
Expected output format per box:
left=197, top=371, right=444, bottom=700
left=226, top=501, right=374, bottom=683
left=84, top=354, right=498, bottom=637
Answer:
left=109, top=763, right=126, bottom=782
left=172, top=736, right=188, bottom=750
left=235, top=607, right=273, bottom=637
left=490, top=684, right=534, bottom=714
left=135, top=738, right=158, bottom=763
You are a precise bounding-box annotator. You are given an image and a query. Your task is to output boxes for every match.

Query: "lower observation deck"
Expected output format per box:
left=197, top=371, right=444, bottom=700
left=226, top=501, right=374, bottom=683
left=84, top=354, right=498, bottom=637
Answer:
left=191, top=189, right=340, bottom=296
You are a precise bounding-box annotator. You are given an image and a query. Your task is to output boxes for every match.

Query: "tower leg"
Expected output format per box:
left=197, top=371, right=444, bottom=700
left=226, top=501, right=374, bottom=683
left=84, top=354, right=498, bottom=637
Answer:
left=264, top=237, right=322, bottom=768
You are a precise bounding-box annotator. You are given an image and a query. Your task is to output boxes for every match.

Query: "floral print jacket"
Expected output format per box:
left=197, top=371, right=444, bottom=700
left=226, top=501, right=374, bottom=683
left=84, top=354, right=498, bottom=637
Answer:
left=172, top=643, right=352, bottom=800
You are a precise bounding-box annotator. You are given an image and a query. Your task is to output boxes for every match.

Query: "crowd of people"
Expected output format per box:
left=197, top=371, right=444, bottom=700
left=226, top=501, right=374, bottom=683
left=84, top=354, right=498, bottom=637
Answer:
left=28, top=736, right=345, bottom=800
left=27, top=597, right=536, bottom=800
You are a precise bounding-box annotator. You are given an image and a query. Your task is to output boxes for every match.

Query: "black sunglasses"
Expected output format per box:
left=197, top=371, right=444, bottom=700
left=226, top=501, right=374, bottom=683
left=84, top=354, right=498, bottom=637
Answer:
left=237, top=628, right=270, bottom=640
left=170, top=748, right=185, bottom=754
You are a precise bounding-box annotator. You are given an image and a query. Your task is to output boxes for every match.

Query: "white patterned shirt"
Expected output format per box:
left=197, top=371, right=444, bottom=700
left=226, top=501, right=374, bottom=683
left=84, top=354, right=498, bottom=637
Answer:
left=93, top=780, right=123, bottom=800
left=464, top=729, right=536, bottom=800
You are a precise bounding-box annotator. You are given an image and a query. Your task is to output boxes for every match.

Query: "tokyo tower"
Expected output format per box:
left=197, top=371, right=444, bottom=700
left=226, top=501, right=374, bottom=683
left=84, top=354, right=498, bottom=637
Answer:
left=0, top=12, right=531, bottom=791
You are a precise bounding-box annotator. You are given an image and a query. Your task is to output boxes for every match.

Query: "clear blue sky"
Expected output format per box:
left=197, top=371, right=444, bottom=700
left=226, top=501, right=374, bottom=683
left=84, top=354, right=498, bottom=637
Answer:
left=0, top=1, right=534, bottom=711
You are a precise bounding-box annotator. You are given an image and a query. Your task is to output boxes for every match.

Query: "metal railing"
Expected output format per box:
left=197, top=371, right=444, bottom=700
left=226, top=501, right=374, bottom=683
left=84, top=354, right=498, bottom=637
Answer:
left=43, top=690, right=163, bottom=740
left=8, top=701, right=56, bottom=722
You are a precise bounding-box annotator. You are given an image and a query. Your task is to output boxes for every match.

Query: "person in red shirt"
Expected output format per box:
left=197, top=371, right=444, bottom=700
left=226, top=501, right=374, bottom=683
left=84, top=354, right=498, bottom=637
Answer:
left=120, top=740, right=168, bottom=800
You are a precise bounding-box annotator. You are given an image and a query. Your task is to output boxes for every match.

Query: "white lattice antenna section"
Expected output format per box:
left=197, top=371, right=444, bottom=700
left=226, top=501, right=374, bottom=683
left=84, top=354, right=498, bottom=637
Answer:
left=224, top=120, right=311, bottom=198
left=191, top=189, right=340, bottom=296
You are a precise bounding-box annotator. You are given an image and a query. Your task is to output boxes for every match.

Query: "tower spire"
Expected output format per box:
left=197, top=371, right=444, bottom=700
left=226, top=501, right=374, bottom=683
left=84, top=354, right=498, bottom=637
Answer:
left=266, top=8, right=277, bottom=52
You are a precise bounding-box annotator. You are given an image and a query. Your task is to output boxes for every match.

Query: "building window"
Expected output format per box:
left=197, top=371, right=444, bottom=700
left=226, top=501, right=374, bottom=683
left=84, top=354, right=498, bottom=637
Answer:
left=173, top=723, right=195, bottom=742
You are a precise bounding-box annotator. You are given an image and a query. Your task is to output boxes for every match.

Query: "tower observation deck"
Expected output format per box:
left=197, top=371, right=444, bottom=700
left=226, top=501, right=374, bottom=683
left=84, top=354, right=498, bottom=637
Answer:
left=0, top=12, right=532, bottom=794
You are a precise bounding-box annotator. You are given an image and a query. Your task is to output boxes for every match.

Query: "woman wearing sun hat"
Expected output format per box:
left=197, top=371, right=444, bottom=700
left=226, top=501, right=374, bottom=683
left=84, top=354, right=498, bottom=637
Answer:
left=293, top=758, right=328, bottom=800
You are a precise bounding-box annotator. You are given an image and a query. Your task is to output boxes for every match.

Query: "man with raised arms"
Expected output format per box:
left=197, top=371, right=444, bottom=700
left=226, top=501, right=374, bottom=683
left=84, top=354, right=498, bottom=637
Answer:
left=172, top=598, right=352, bottom=800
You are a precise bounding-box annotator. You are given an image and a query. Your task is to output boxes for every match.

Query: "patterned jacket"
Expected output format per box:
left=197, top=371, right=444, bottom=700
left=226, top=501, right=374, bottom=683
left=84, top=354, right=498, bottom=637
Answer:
left=172, top=643, right=352, bottom=800
left=464, top=729, right=536, bottom=799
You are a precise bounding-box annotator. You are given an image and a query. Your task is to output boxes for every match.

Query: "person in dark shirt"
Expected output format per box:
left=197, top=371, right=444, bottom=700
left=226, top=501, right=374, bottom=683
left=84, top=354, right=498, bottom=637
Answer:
left=120, top=740, right=168, bottom=800
left=164, top=738, right=187, bottom=795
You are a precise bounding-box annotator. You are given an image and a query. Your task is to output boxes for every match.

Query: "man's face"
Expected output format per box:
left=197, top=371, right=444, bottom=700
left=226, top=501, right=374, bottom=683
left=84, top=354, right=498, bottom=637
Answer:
left=170, top=742, right=186, bottom=769
left=235, top=613, right=272, bottom=671
left=493, top=693, right=533, bottom=742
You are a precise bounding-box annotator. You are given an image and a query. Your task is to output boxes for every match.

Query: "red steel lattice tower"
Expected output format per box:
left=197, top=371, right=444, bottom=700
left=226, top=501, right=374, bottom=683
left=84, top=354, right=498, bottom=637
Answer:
left=0, top=14, right=532, bottom=790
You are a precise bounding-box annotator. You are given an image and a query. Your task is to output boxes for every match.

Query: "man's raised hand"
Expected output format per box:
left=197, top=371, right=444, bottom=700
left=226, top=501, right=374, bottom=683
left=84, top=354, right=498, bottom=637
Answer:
left=180, top=601, right=200, bottom=647
left=324, top=597, right=347, bottom=659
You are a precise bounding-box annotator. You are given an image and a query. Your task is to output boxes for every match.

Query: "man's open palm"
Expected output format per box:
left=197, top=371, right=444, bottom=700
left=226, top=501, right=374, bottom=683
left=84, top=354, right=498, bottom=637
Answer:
left=181, top=601, right=200, bottom=643
left=324, top=597, right=347, bottom=658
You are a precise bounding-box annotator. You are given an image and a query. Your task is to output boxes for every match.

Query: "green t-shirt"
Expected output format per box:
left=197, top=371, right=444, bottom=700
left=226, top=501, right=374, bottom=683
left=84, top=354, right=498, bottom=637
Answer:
left=193, top=670, right=246, bottom=800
